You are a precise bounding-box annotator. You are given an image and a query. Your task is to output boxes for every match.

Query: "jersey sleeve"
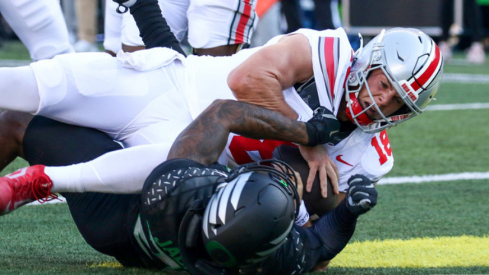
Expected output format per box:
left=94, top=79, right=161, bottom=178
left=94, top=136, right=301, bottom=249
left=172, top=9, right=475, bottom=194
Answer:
left=295, top=200, right=310, bottom=227
left=292, top=28, right=354, bottom=116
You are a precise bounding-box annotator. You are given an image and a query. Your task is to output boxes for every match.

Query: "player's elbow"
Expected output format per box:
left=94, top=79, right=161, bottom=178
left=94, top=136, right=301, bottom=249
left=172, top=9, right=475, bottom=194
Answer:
left=207, top=99, right=231, bottom=112
left=227, top=68, right=251, bottom=101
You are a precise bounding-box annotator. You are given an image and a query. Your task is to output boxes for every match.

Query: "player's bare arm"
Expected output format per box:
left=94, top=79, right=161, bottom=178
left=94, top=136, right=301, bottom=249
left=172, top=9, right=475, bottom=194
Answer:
left=168, top=99, right=315, bottom=165
left=227, top=34, right=313, bottom=119
left=226, top=34, right=340, bottom=196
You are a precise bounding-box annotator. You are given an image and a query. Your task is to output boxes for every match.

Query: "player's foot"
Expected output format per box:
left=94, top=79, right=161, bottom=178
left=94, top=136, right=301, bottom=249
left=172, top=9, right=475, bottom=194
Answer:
left=438, top=41, right=452, bottom=62
left=0, top=165, right=57, bottom=215
left=466, top=42, right=486, bottom=64
left=73, top=40, right=99, bottom=53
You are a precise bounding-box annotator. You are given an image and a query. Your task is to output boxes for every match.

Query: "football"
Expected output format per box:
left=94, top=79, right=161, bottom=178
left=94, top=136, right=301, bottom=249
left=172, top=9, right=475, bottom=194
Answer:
left=272, top=145, right=340, bottom=217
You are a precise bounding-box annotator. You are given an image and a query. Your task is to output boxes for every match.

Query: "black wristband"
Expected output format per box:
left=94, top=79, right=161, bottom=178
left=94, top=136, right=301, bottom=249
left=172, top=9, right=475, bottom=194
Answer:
left=305, top=122, right=321, bottom=147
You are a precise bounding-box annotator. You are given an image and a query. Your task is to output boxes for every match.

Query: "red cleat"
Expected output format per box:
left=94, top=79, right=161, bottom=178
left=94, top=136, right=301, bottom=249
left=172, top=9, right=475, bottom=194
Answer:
left=0, top=165, right=57, bottom=215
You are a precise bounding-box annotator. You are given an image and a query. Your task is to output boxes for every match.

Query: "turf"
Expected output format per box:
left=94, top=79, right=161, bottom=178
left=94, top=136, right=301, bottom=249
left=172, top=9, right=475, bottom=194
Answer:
left=1, top=180, right=488, bottom=274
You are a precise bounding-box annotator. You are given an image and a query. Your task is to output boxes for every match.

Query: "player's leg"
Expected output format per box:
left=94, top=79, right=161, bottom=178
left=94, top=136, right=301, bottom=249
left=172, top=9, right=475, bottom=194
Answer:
left=73, top=0, right=99, bottom=52
left=0, top=111, right=190, bottom=215
left=281, top=0, right=304, bottom=33
left=0, top=0, right=74, bottom=61
left=1, top=50, right=186, bottom=138
left=0, top=49, right=193, bottom=214
left=0, top=111, right=33, bottom=172
left=187, top=0, right=258, bottom=56
left=23, top=116, right=149, bottom=267
left=0, top=66, right=41, bottom=113
left=313, top=0, right=341, bottom=30
left=0, top=131, right=179, bottom=215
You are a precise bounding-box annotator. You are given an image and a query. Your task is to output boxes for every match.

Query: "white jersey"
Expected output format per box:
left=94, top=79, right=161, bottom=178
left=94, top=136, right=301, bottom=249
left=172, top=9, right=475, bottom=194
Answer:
left=217, top=29, right=393, bottom=191
left=104, top=0, right=257, bottom=53
left=29, top=28, right=392, bottom=194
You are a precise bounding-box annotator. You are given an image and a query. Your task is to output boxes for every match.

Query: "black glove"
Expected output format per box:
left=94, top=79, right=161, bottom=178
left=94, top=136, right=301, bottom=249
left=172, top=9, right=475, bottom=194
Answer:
left=305, top=106, right=342, bottom=146
left=113, top=0, right=137, bottom=13
left=346, top=174, right=377, bottom=216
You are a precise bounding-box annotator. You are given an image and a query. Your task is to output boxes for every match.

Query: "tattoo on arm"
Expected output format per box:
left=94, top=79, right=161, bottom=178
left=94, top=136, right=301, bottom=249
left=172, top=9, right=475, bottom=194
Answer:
left=168, top=100, right=310, bottom=165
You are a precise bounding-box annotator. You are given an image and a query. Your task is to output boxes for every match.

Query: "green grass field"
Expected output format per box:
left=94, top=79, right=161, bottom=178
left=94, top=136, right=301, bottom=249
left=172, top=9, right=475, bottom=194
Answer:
left=1, top=41, right=489, bottom=274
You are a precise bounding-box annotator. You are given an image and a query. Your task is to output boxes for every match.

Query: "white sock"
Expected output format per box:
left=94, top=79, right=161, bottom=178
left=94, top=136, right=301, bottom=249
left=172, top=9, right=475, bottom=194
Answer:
left=45, top=143, right=170, bottom=194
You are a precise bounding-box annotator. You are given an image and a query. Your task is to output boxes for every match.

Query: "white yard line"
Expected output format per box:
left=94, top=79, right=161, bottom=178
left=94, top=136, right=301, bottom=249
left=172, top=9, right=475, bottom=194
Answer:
left=426, top=102, right=489, bottom=111
left=28, top=170, right=489, bottom=206
left=0, top=59, right=31, bottom=67
left=443, top=73, right=489, bottom=83
left=378, top=171, right=489, bottom=185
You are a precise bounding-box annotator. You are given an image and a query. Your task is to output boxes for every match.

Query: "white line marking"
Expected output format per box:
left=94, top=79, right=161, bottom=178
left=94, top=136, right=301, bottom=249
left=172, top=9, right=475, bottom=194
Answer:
left=378, top=171, right=489, bottom=185
left=0, top=59, right=31, bottom=67
left=25, top=171, right=489, bottom=207
left=443, top=73, right=489, bottom=83
left=426, top=102, right=489, bottom=111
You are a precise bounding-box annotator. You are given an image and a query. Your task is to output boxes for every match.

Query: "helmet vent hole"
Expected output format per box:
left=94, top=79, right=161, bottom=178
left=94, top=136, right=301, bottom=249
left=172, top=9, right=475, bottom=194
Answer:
left=418, top=36, right=423, bottom=43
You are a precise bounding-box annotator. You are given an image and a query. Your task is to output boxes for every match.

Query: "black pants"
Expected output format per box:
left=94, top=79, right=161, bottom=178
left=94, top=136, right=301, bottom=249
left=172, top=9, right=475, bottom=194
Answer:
left=23, top=116, right=146, bottom=267
left=281, top=0, right=337, bottom=33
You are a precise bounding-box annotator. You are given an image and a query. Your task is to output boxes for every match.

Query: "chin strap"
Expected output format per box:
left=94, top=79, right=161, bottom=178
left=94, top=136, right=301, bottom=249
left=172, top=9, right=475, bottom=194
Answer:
left=345, top=93, right=373, bottom=126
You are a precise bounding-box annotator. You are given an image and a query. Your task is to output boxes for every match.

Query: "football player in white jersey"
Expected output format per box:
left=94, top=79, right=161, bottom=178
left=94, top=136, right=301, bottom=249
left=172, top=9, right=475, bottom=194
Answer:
left=0, top=23, right=443, bottom=218
left=106, top=0, right=257, bottom=56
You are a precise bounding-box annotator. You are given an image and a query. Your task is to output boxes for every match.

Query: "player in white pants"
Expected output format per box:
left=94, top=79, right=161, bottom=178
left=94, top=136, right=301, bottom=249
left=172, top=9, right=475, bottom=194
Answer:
left=0, top=0, right=74, bottom=61
left=105, top=0, right=258, bottom=56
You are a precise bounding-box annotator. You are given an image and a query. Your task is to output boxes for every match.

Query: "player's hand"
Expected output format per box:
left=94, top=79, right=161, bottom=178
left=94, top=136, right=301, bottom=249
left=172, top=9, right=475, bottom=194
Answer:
left=305, top=106, right=342, bottom=146
left=113, top=0, right=137, bottom=13
left=346, top=174, right=377, bottom=215
left=299, top=144, right=339, bottom=198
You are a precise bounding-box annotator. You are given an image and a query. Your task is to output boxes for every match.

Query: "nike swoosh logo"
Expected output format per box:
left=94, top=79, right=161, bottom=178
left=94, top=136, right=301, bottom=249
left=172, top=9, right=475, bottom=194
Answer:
left=329, top=130, right=339, bottom=138
left=336, top=155, right=353, bottom=166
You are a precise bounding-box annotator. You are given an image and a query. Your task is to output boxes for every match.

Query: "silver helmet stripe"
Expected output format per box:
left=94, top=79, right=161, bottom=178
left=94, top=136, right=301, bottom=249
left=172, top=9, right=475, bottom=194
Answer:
left=209, top=185, right=226, bottom=224
left=229, top=172, right=252, bottom=211
left=217, top=175, right=240, bottom=224
left=210, top=172, right=252, bottom=226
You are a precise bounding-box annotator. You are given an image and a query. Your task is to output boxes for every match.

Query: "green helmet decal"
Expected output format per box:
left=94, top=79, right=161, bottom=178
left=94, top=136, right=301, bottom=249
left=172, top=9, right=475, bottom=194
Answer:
left=205, top=240, right=237, bottom=267
left=280, top=179, right=288, bottom=187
